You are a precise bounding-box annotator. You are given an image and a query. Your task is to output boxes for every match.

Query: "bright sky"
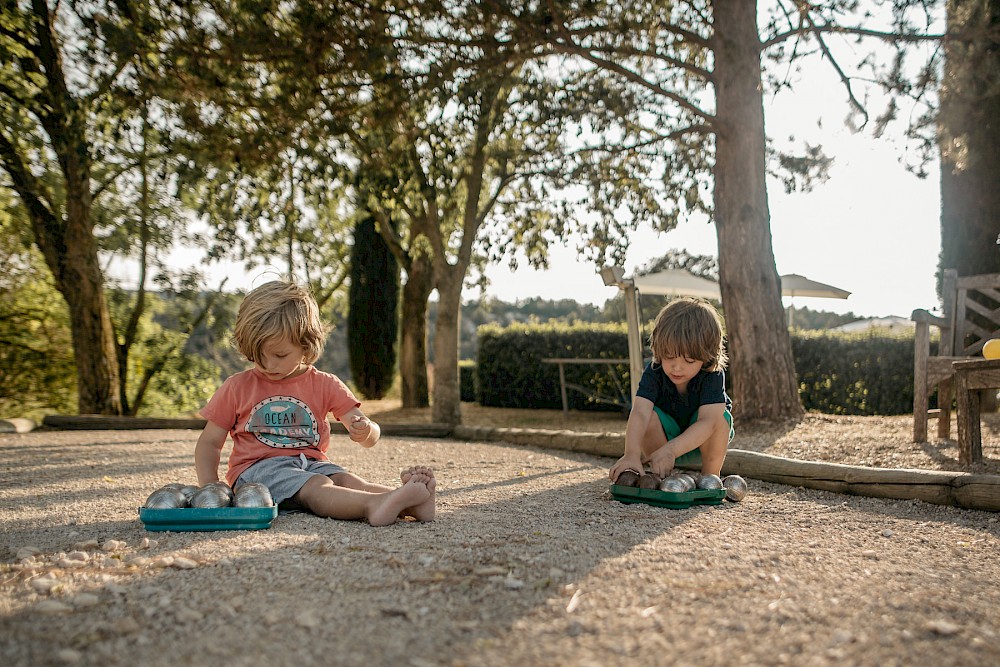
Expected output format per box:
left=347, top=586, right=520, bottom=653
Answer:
left=479, top=130, right=940, bottom=319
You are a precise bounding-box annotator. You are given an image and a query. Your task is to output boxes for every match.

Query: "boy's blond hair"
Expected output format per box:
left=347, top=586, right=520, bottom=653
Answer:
left=648, top=297, right=727, bottom=372
left=232, top=280, right=329, bottom=365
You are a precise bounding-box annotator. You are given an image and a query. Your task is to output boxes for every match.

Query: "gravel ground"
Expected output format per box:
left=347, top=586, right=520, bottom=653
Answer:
left=1, top=419, right=999, bottom=667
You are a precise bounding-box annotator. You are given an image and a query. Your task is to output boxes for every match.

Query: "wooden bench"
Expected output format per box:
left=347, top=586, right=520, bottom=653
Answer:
left=542, top=358, right=630, bottom=413
left=912, top=269, right=1000, bottom=442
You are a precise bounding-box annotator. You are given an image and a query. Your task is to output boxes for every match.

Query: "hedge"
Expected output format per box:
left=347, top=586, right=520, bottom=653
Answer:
left=475, top=322, right=631, bottom=412
left=473, top=323, right=922, bottom=416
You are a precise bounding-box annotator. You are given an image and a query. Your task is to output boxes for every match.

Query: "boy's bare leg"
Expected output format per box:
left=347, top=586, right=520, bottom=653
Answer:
left=400, top=466, right=436, bottom=521
left=698, top=418, right=731, bottom=476
left=294, top=475, right=430, bottom=527
left=331, top=471, right=392, bottom=493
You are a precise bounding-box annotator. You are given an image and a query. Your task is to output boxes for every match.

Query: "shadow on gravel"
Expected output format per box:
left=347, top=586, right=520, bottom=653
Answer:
left=4, top=433, right=1000, bottom=666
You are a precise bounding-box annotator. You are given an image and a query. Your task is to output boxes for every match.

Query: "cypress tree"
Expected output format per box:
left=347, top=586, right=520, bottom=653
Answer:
left=348, top=214, right=400, bottom=399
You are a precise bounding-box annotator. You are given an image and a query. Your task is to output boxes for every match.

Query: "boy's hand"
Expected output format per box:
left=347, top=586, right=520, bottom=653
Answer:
left=609, top=455, right=643, bottom=483
left=347, top=415, right=372, bottom=441
left=646, top=446, right=677, bottom=479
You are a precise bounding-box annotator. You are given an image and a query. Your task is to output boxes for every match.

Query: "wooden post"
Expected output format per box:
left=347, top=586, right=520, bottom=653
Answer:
left=623, top=281, right=643, bottom=401
left=557, top=362, right=568, bottom=414
left=912, top=314, right=929, bottom=442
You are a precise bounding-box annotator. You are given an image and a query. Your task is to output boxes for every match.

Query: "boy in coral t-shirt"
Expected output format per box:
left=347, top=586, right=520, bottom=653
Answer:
left=194, top=280, right=434, bottom=526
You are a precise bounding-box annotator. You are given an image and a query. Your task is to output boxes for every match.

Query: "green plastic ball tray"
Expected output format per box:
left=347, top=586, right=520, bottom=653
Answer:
left=610, top=484, right=726, bottom=509
left=138, top=505, right=277, bottom=532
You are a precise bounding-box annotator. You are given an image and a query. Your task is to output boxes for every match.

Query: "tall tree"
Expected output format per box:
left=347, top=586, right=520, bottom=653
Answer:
left=351, top=7, right=599, bottom=424
left=515, top=0, right=942, bottom=421
left=0, top=1, right=144, bottom=413
left=938, top=0, right=1000, bottom=278
left=348, top=212, right=400, bottom=399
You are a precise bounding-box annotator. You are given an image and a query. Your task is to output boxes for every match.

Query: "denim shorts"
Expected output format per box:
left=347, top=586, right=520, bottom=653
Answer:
left=236, top=453, right=346, bottom=504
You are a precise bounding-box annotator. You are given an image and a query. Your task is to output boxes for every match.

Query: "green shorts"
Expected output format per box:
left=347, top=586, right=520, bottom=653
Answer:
left=653, top=406, right=734, bottom=443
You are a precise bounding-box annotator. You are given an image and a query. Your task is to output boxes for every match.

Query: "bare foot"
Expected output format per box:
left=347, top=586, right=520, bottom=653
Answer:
left=367, top=480, right=430, bottom=527
left=401, top=466, right=436, bottom=522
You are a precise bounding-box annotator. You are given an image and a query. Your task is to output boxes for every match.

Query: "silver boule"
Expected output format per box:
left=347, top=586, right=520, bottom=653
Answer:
left=202, top=481, right=234, bottom=500
left=189, top=484, right=232, bottom=508
left=674, top=473, right=696, bottom=491
left=722, top=474, right=749, bottom=502
left=659, top=476, right=689, bottom=493
left=179, top=485, right=200, bottom=501
left=234, top=482, right=274, bottom=508
left=144, top=487, right=188, bottom=509
left=695, top=473, right=724, bottom=490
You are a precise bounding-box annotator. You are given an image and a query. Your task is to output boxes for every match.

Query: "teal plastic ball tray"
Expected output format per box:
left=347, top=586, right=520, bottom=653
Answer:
left=610, top=484, right=726, bottom=509
left=138, top=506, right=277, bottom=532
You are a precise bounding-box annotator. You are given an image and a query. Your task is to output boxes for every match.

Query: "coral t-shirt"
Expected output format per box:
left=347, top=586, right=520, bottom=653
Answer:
left=200, top=366, right=360, bottom=486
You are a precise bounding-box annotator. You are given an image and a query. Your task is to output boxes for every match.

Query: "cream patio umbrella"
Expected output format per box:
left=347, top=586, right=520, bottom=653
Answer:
left=780, top=273, right=851, bottom=326
left=633, top=268, right=722, bottom=300
left=602, top=268, right=851, bottom=397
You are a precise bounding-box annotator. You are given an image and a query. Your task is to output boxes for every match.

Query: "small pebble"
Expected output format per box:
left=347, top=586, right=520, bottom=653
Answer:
left=926, top=620, right=960, bottom=636
left=35, top=599, right=73, bottom=614
left=17, top=546, right=41, bottom=560
left=56, top=648, right=82, bottom=664
left=30, top=573, right=60, bottom=593
left=171, top=557, right=198, bottom=569
left=102, top=539, right=127, bottom=552
left=74, top=593, right=101, bottom=608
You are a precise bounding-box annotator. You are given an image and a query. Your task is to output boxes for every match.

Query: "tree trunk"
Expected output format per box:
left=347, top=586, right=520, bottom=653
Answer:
left=3, top=2, right=123, bottom=415
left=712, top=1, right=803, bottom=421
left=61, top=186, right=123, bottom=415
left=939, top=0, right=1000, bottom=280
left=399, top=254, right=432, bottom=408
left=431, top=266, right=463, bottom=425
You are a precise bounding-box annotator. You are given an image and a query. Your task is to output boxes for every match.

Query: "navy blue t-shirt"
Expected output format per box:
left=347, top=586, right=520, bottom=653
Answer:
left=635, top=360, right=731, bottom=428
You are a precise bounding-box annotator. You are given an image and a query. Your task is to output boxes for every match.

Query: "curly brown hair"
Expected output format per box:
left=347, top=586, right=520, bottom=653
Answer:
left=232, top=281, right=329, bottom=365
left=648, top=297, right=727, bottom=372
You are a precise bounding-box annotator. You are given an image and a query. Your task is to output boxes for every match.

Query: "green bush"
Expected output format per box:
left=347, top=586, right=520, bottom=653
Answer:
left=474, top=323, right=919, bottom=416
left=459, top=360, right=476, bottom=402
left=791, top=330, right=915, bottom=415
left=476, top=322, right=631, bottom=412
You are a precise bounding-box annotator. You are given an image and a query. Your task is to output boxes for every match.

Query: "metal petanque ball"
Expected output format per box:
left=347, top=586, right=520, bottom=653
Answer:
left=696, top=473, right=724, bottom=490
left=189, top=483, right=233, bottom=508
left=234, top=482, right=274, bottom=508
left=659, top=476, right=689, bottom=493
left=722, top=475, right=749, bottom=502
left=144, top=486, right=188, bottom=509
left=179, top=485, right=200, bottom=502
left=202, top=481, right=234, bottom=502
left=674, top=473, right=696, bottom=491
left=615, top=470, right=641, bottom=487
left=638, top=473, right=661, bottom=490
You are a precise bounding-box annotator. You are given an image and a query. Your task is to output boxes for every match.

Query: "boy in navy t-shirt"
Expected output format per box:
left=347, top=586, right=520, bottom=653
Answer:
left=609, top=297, right=734, bottom=486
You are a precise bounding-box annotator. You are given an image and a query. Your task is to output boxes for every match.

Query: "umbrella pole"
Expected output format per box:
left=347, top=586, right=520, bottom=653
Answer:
left=624, top=282, right=643, bottom=401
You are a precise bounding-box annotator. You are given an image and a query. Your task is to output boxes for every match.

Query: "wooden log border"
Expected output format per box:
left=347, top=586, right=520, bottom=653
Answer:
left=31, top=418, right=1000, bottom=512
left=453, top=425, right=1000, bottom=513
